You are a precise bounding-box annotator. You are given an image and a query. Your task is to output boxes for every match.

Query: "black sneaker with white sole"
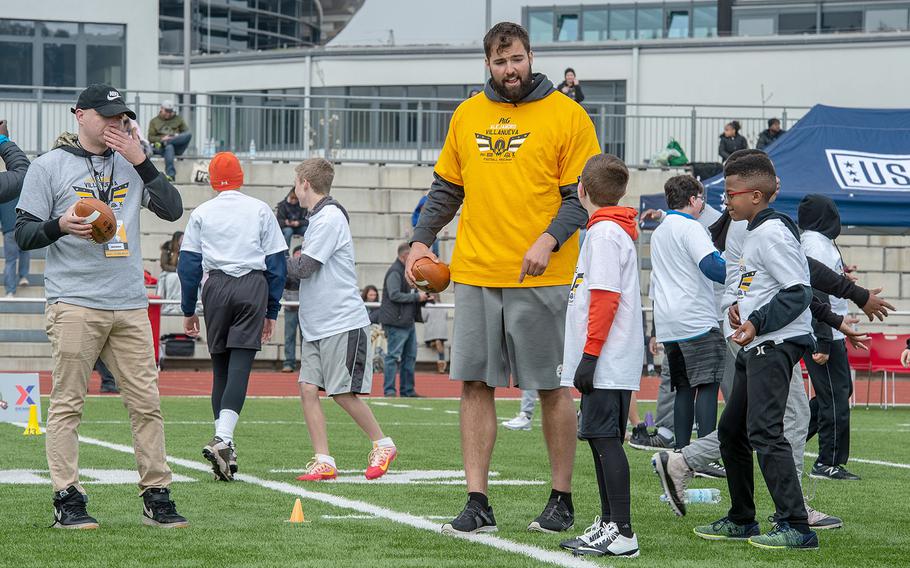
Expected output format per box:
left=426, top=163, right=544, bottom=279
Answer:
left=52, top=486, right=99, bottom=529
left=441, top=500, right=497, bottom=535
left=629, top=424, right=673, bottom=451
left=528, top=496, right=574, bottom=533
left=810, top=463, right=861, bottom=481
left=694, top=461, right=727, bottom=479
left=560, top=516, right=604, bottom=550
left=142, top=488, right=189, bottom=528
left=574, top=522, right=640, bottom=558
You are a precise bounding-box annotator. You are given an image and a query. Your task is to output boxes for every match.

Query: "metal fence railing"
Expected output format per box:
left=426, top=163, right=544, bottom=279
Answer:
left=0, top=84, right=810, bottom=166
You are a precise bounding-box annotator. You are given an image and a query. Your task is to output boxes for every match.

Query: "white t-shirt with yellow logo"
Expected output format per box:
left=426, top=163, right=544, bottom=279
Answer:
left=434, top=91, right=600, bottom=288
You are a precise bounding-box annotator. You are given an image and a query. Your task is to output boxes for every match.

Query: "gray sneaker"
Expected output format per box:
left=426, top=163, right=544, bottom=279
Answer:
left=652, top=451, right=692, bottom=517
left=202, top=436, right=234, bottom=481
left=806, top=504, right=843, bottom=530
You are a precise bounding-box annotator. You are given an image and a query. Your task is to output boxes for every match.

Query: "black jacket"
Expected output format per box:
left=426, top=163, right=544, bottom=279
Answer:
left=756, top=128, right=786, bottom=150
left=276, top=198, right=308, bottom=231
left=719, top=134, right=748, bottom=161
left=0, top=140, right=30, bottom=203
left=798, top=194, right=844, bottom=353
left=555, top=81, right=585, bottom=103
left=376, top=258, right=422, bottom=328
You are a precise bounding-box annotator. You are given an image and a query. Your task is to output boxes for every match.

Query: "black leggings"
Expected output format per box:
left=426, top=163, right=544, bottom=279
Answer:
left=588, top=437, right=631, bottom=526
left=674, top=382, right=720, bottom=449
left=211, top=348, right=256, bottom=418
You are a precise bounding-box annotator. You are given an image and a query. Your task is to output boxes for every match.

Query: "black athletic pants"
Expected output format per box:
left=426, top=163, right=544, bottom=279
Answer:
left=718, top=340, right=808, bottom=528
left=805, top=339, right=852, bottom=467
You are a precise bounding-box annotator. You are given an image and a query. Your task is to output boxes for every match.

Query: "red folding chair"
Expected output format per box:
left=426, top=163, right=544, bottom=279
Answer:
left=845, top=335, right=872, bottom=408
left=868, top=333, right=910, bottom=410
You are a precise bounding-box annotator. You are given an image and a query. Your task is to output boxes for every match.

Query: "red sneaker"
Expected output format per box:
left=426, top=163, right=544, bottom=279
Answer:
left=365, top=446, right=397, bottom=480
left=296, top=458, right=337, bottom=482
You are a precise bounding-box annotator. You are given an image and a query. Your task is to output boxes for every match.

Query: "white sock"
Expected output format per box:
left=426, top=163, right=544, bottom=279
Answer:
left=215, top=409, right=239, bottom=443
left=315, top=453, right=336, bottom=468
left=214, top=418, right=220, bottom=436
left=373, top=437, right=395, bottom=448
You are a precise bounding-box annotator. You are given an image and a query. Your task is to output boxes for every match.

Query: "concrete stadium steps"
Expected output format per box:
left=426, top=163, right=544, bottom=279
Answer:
left=176, top=185, right=431, bottom=214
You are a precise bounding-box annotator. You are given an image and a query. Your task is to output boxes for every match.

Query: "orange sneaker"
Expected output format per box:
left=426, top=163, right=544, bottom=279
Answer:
left=365, top=446, right=397, bottom=480
left=296, top=458, right=337, bottom=482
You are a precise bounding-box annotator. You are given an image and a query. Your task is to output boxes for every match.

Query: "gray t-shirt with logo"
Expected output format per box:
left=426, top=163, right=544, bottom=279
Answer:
left=18, top=148, right=155, bottom=310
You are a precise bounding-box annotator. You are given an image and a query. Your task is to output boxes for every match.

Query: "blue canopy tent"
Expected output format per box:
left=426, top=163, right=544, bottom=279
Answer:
left=700, top=104, right=910, bottom=231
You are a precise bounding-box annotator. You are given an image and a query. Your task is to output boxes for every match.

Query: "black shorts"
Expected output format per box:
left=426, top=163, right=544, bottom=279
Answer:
left=664, top=328, right=726, bottom=390
left=201, top=270, right=268, bottom=354
left=578, top=389, right=632, bottom=440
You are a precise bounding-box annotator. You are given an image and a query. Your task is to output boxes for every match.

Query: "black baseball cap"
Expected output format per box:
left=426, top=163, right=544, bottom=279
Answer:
left=70, top=83, right=136, bottom=120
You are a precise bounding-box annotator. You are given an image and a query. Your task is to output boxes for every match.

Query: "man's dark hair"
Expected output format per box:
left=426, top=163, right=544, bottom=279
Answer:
left=483, top=22, right=530, bottom=58
left=768, top=117, right=780, bottom=128
left=564, top=67, right=575, bottom=76
left=723, top=150, right=777, bottom=198
left=581, top=154, right=629, bottom=207
left=397, top=242, right=411, bottom=257
left=664, top=175, right=704, bottom=210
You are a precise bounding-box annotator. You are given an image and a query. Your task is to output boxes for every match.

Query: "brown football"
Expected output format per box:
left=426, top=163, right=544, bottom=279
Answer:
left=74, top=198, right=117, bottom=243
left=412, top=257, right=450, bottom=293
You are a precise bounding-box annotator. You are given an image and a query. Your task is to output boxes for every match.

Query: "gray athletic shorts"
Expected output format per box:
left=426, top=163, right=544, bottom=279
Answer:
left=299, top=325, right=373, bottom=396
left=450, top=283, right=569, bottom=391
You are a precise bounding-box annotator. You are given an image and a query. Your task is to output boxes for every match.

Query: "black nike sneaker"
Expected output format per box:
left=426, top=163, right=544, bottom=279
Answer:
left=52, top=486, right=99, bottom=529
left=528, top=496, right=574, bottom=533
left=142, top=488, right=189, bottom=528
left=810, top=463, right=861, bottom=481
left=441, top=500, right=497, bottom=535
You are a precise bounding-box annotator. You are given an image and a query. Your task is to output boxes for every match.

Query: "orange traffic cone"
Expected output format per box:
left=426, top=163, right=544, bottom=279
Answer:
left=287, top=498, right=308, bottom=523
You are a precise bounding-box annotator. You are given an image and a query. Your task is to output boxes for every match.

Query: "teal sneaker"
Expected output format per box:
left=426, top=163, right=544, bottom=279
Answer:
left=694, top=517, right=760, bottom=541
left=749, top=522, right=818, bottom=550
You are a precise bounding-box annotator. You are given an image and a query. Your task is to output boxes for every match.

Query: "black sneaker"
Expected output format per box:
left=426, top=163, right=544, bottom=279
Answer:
left=52, top=486, right=99, bottom=529
left=528, top=496, right=574, bottom=533
left=629, top=424, right=673, bottom=451
left=560, top=516, right=604, bottom=550
left=574, top=522, right=640, bottom=558
left=142, top=488, right=189, bottom=528
left=441, top=500, right=497, bottom=535
left=809, top=463, right=861, bottom=481
left=694, top=461, right=727, bottom=479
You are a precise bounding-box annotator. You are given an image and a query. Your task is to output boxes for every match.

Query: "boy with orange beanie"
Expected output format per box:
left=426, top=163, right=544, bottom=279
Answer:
left=559, top=154, right=643, bottom=558
left=178, top=152, right=287, bottom=480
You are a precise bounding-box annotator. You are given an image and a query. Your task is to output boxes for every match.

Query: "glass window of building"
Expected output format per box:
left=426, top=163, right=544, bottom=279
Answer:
left=609, top=8, right=636, bottom=40
left=637, top=8, right=663, bottom=39
left=666, top=9, right=690, bottom=39
left=557, top=13, right=579, bottom=41
left=822, top=7, right=863, bottom=33
left=87, top=45, right=124, bottom=86
left=529, top=10, right=554, bottom=43
left=0, top=19, right=34, bottom=36
left=865, top=7, right=909, bottom=32
left=693, top=5, right=718, bottom=38
left=582, top=9, right=607, bottom=41
left=0, top=42, right=32, bottom=85
left=736, top=15, right=775, bottom=36
left=43, top=43, right=76, bottom=87
left=778, top=12, right=818, bottom=35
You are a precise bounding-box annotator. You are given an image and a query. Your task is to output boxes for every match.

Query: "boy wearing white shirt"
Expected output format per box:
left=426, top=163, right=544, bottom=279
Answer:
left=178, top=152, right=288, bottom=481
left=289, top=158, right=397, bottom=482
left=558, top=154, right=642, bottom=558
left=695, top=152, right=818, bottom=550
left=798, top=194, right=859, bottom=481
left=649, top=176, right=726, bottom=450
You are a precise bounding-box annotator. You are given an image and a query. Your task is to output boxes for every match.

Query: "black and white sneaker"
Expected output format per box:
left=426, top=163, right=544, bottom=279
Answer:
left=694, top=461, right=727, bottom=479
left=229, top=444, right=238, bottom=476
left=810, top=463, right=861, bottom=481
left=528, top=496, right=574, bottom=533
left=142, top=488, right=189, bottom=528
left=202, top=436, right=234, bottom=481
left=575, top=522, right=639, bottom=558
left=52, top=486, right=99, bottom=529
left=441, top=500, right=497, bottom=535
left=560, top=516, right=604, bottom=550
left=629, top=424, right=673, bottom=451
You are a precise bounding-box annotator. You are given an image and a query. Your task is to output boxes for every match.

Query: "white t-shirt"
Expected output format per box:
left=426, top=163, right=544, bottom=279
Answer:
left=649, top=212, right=719, bottom=342
left=297, top=205, right=370, bottom=342
left=737, top=217, right=813, bottom=350
left=561, top=220, right=643, bottom=391
left=801, top=231, right=848, bottom=340
left=182, top=190, right=287, bottom=277
left=722, top=219, right=748, bottom=338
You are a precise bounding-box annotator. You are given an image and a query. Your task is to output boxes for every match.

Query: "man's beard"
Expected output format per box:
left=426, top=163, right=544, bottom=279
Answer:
left=491, top=70, right=533, bottom=102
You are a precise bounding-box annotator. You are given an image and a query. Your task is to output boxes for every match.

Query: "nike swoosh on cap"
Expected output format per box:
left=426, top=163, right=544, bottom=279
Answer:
left=107, top=91, right=121, bottom=101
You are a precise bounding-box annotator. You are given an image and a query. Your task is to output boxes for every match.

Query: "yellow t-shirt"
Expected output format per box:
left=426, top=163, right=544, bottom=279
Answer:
left=434, top=90, right=601, bottom=288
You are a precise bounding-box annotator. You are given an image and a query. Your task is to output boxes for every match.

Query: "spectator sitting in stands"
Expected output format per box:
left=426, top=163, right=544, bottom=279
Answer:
left=157, top=231, right=185, bottom=315
left=757, top=118, right=786, bottom=150
left=718, top=120, right=748, bottom=162
left=412, top=191, right=439, bottom=256
left=148, top=100, right=191, bottom=181
left=556, top=67, right=585, bottom=103
left=362, top=284, right=385, bottom=372
left=128, top=119, right=153, bottom=158
left=276, top=187, right=308, bottom=246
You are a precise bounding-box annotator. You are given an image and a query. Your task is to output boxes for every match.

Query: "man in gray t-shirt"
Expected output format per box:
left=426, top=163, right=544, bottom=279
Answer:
left=15, top=83, right=188, bottom=529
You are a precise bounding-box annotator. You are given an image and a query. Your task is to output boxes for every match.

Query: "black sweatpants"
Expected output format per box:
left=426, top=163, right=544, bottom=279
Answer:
left=718, top=340, right=808, bottom=528
left=805, top=339, right=852, bottom=467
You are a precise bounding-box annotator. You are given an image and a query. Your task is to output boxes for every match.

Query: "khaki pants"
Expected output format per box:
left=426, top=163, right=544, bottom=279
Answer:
left=45, top=302, right=172, bottom=494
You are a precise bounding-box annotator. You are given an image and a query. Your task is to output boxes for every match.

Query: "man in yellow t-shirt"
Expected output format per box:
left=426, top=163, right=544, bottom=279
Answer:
left=406, top=22, right=600, bottom=536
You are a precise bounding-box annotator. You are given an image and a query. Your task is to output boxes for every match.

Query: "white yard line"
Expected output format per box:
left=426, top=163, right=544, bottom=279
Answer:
left=804, top=452, right=910, bottom=470
left=6, top=424, right=595, bottom=568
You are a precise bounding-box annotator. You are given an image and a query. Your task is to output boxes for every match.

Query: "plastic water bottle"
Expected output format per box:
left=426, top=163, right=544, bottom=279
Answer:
left=660, top=488, right=721, bottom=504
left=248, top=139, right=257, bottom=159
